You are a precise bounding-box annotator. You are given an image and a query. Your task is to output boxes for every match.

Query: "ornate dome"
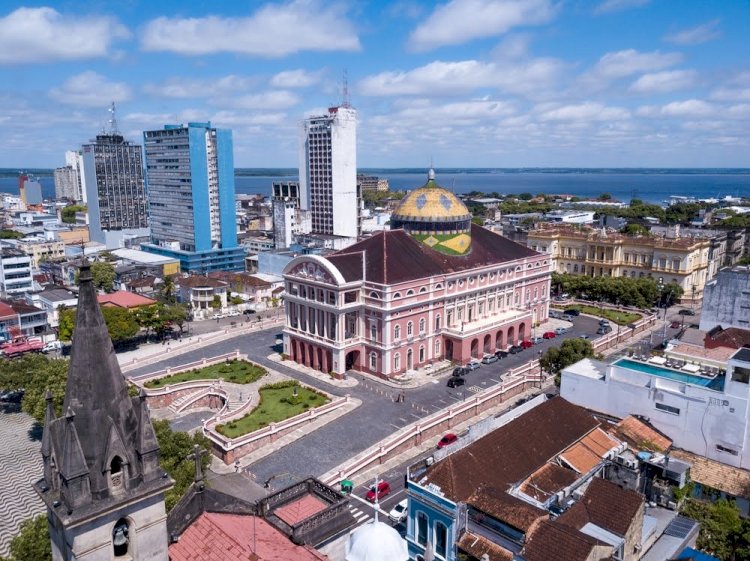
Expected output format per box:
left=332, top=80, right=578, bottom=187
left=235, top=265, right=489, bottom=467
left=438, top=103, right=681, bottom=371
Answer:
left=346, top=520, right=409, bottom=561
left=391, top=169, right=473, bottom=255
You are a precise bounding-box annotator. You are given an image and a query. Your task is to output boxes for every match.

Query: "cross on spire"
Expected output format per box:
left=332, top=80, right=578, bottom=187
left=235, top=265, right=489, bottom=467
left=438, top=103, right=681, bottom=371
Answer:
left=187, top=444, right=206, bottom=486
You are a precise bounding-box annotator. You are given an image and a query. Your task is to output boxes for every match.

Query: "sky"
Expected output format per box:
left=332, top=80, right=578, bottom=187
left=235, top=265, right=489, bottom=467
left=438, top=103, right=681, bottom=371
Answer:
left=0, top=0, right=749, bottom=169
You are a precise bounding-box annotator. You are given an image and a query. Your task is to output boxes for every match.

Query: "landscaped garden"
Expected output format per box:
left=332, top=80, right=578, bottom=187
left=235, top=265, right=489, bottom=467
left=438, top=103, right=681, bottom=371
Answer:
left=215, top=380, right=330, bottom=438
left=563, top=304, right=642, bottom=326
left=144, top=359, right=267, bottom=388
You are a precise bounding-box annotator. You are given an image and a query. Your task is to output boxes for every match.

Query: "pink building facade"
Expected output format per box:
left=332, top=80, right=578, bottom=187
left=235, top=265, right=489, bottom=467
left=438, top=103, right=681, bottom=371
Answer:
left=282, top=226, right=552, bottom=379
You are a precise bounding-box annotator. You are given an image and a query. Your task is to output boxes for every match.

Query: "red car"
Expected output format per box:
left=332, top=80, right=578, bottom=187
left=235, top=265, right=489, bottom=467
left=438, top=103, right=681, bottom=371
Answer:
left=670, top=321, right=681, bottom=329
left=542, top=331, right=556, bottom=339
left=520, top=340, right=534, bottom=349
left=437, top=433, right=458, bottom=449
left=366, top=481, right=391, bottom=502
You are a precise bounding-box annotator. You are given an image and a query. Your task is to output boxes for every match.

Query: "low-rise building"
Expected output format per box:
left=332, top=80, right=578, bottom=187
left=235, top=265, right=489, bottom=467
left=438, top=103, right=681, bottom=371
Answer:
left=0, top=247, right=33, bottom=296
left=26, top=287, right=77, bottom=327
left=5, top=238, right=65, bottom=268
left=699, top=266, right=750, bottom=331
left=97, top=291, right=157, bottom=309
left=177, top=275, right=228, bottom=316
left=528, top=224, right=712, bottom=302
left=545, top=210, right=596, bottom=225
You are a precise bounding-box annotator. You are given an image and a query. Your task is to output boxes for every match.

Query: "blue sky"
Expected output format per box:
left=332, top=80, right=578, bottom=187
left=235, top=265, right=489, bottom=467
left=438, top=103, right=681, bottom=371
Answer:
left=0, top=0, right=748, bottom=168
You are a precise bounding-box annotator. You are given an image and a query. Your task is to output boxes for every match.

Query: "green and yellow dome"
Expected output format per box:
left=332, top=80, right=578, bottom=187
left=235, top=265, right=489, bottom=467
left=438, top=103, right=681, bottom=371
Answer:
left=391, top=169, right=473, bottom=255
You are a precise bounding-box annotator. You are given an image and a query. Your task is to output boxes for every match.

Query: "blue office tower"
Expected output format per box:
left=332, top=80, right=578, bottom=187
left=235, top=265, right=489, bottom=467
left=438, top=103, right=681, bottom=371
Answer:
left=142, top=122, right=244, bottom=273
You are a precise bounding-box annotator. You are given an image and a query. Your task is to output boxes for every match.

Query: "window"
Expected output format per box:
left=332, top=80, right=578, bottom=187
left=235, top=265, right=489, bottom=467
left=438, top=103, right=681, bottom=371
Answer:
left=435, top=339, right=441, bottom=356
left=394, top=353, right=400, bottom=371
left=369, top=291, right=380, bottom=299
left=435, top=283, right=443, bottom=289
left=394, top=325, right=401, bottom=340
left=393, top=292, right=401, bottom=299
left=419, top=346, right=425, bottom=362
left=407, top=322, right=413, bottom=337
left=435, top=315, right=441, bottom=330
left=370, top=323, right=377, bottom=341
left=655, top=402, right=680, bottom=415
left=113, top=518, right=130, bottom=558
left=369, top=352, right=377, bottom=371
left=732, top=366, right=750, bottom=384
left=417, top=512, right=428, bottom=545
left=435, top=521, right=447, bottom=558
left=419, top=287, right=427, bottom=293
left=419, top=318, right=425, bottom=334
left=716, top=444, right=739, bottom=456
left=406, top=289, right=415, bottom=296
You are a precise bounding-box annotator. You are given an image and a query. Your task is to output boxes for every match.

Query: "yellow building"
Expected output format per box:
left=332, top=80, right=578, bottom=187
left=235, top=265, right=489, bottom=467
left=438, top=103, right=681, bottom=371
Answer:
left=15, top=239, right=66, bottom=268
left=527, top=224, right=711, bottom=302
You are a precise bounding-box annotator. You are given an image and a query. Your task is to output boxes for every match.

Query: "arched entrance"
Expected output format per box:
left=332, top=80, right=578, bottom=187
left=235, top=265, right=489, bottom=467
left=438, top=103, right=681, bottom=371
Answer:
left=407, top=349, right=413, bottom=370
left=483, top=334, right=491, bottom=354
left=496, top=330, right=504, bottom=350
left=316, top=348, right=324, bottom=372
left=445, top=339, right=454, bottom=361
left=507, top=326, right=515, bottom=345
left=345, top=350, right=360, bottom=371
left=519, top=322, right=526, bottom=342
left=470, top=338, right=479, bottom=358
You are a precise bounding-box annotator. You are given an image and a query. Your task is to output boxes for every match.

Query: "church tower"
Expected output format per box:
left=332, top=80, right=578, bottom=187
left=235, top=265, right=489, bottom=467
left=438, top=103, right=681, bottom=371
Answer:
left=35, top=262, right=173, bottom=561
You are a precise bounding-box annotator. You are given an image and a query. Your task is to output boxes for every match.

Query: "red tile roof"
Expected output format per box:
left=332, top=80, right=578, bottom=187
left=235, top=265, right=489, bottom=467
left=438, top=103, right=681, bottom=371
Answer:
left=519, top=463, right=579, bottom=503
left=169, top=512, right=328, bottom=561
left=522, top=520, right=607, bottom=561
left=327, top=224, right=539, bottom=285
left=705, top=326, right=750, bottom=350
left=556, top=478, right=644, bottom=537
left=607, top=416, right=672, bottom=453
left=179, top=275, right=228, bottom=289
left=97, top=291, right=156, bottom=308
left=274, top=495, right=328, bottom=526
left=468, top=487, right=547, bottom=533
left=0, top=301, right=16, bottom=319
left=457, top=531, right=514, bottom=561
left=423, top=398, right=600, bottom=502
left=558, top=428, right=620, bottom=474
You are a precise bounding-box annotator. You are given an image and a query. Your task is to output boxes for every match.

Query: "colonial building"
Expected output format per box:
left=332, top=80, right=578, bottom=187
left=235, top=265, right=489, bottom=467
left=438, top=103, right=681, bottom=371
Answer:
left=527, top=224, right=712, bottom=302
left=282, top=171, right=551, bottom=378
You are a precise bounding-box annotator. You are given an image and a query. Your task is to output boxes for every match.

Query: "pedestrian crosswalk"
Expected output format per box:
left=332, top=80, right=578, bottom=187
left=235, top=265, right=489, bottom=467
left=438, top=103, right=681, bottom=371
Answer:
left=349, top=503, right=372, bottom=525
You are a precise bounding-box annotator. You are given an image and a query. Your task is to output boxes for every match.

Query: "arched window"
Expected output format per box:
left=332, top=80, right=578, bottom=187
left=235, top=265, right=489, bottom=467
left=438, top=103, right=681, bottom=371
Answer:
left=369, top=352, right=377, bottom=371
left=394, top=325, right=401, bottom=340
left=406, top=289, right=415, bottom=296
left=369, top=291, right=380, bottom=299
left=110, top=456, right=124, bottom=490
left=435, top=339, right=441, bottom=356
left=416, top=512, right=428, bottom=545
left=435, top=521, right=448, bottom=558
left=394, top=353, right=400, bottom=371
left=393, top=292, right=401, bottom=299
left=419, top=318, right=425, bottom=334
left=435, top=283, right=443, bottom=289
left=419, top=286, right=427, bottom=293
left=407, top=321, right=413, bottom=337
left=113, top=518, right=130, bottom=558
left=419, top=346, right=425, bottom=362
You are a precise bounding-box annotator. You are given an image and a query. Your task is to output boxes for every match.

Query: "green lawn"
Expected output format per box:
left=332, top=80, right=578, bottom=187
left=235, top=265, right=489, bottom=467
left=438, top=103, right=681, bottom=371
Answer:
left=564, top=305, right=641, bottom=326
left=216, top=381, right=330, bottom=438
left=145, top=359, right=266, bottom=388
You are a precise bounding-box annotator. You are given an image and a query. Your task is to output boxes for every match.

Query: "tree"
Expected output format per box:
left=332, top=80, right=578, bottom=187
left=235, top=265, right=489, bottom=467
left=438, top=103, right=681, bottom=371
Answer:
left=0, top=354, right=69, bottom=422
left=0, top=229, right=23, bottom=239
left=599, top=193, right=613, bottom=200
left=60, top=204, right=86, bottom=224
left=621, top=223, right=649, bottom=236
left=471, top=216, right=484, bottom=225
left=164, top=303, right=189, bottom=334
left=153, top=420, right=212, bottom=511
left=540, top=338, right=595, bottom=385
left=681, top=498, right=750, bottom=561
left=210, top=295, right=222, bottom=310
left=58, top=306, right=139, bottom=344
left=517, top=192, right=533, bottom=200
left=0, top=514, right=51, bottom=561
left=91, top=261, right=116, bottom=292
left=159, top=275, right=176, bottom=304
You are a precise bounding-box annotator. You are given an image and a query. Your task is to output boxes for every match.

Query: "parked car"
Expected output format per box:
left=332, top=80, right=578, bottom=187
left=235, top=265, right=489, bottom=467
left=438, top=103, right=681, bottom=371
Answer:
left=481, top=354, right=498, bottom=364
left=494, top=350, right=509, bottom=359
left=520, top=340, right=534, bottom=349
left=564, top=309, right=581, bottom=317
left=366, top=481, right=391, bottom=502
left=42, top=340, right=63, bottom=353
left=670, top=321, right=681, bottom=329
left=549, top=310, right=563, bottom=319
left=212, top=313, right=225, bottom=320
left=447, top=376, right=466, bottom=388
left=388, top=499, right=408, bottom=524
left=466, top=360, right=481, bottom=371
left=554, top=327, right=569, bottom=335
left=509, top=345, right=523, bottom=354
left=678, top=309, right=696, bottom=316
left=452, top=367, right=466, bottom=377
left=437, top=433, right=459, bottom=449
left=228, top=309, right=240, bottom=317
left=597, top=326, right=612, bottom=335
left=530, top=336, right=543, bottom=344
left=0, top=389, right=24, bottom=403
left=542, top=331, right=556, bottom=339
left=580, top=334, right=590, bottom=340
left=243, top=309, right=256, bottom=315
left=598, top=319, right=610, bottom=326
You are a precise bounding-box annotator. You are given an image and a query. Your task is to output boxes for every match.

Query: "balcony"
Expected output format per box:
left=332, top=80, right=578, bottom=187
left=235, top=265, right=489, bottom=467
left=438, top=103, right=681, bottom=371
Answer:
left=443, top=309, right=530, bottom=339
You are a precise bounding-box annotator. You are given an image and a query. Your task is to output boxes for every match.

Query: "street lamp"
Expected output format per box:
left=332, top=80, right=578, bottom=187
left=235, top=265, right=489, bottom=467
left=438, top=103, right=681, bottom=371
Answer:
left=691, top=284, right=696, bottom=312
left=537, top=350, right=543, bottom=388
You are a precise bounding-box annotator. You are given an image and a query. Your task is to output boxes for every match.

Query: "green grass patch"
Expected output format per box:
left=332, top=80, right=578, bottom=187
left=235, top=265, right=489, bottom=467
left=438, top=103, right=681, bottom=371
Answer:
left=215, top=381, right=329, bottom=438
left=564, top=305, right=641, bottom=326
left=145, top=359, right=266, bottom=388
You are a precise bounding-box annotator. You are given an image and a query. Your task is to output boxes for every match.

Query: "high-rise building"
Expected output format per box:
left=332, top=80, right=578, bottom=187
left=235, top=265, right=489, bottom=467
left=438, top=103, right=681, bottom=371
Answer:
left=299, top=105, right=360, bottom=239
left=81, top=131, right=149, bottom=248
left=53, top=150, right=86, bottom=202
left=18, top=174, right=43, bottom=207
left=141, top=122, right=244, bottom=273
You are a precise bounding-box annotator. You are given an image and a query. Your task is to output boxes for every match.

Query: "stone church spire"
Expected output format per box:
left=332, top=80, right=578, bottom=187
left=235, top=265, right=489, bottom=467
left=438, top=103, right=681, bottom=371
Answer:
left=36, top=261, right=173, bottom=561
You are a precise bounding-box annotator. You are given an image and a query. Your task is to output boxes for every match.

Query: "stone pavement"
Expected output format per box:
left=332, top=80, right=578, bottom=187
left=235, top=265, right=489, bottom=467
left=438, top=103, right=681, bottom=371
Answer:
left=0, top=406, right=45, bottom=557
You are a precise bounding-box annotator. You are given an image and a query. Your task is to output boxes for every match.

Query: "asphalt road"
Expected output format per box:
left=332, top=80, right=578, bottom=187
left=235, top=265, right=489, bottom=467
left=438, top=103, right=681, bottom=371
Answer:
left=128, top=314, right=601, bottom=484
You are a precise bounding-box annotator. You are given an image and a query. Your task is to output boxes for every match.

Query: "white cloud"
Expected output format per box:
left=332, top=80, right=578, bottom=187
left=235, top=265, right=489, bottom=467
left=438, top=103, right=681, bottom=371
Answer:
left=594, top=0, right=650, bottom=15
left=224, top=90, right=301, bottom=110
left=270, top=69, right=322, bottom=88
left=536, top=102, right=630, bottom=122
left=358, top=58, right=564, bottom=97
left=408, top=0, right=555, bottom=52
left=637, top=99, right=715, bottom=118
left=49, top=72, right=131, bottom=108
left=591, top=49, right=682, bottom=80
left=143, top=75, right=257, bottom=98
left=665, top=19, right=721, bottom=45
left=629, top=70, right=697, bottom=94
left=140, top=0, right=360, bottom=57
left=0, top=7, right=129, bottom=64
left=710, top=72, right=750, bottom=102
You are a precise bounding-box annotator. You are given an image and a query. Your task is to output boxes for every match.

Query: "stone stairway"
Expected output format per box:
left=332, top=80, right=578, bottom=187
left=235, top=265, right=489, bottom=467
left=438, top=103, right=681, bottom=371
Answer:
left=168, top=388, right=212, bottom=413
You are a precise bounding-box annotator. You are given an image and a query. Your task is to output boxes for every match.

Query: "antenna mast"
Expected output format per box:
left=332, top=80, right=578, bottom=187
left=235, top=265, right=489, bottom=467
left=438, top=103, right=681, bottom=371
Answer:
left=108, top=101, right=119, bottom=135
left=342, top=69, right=351, bottom=108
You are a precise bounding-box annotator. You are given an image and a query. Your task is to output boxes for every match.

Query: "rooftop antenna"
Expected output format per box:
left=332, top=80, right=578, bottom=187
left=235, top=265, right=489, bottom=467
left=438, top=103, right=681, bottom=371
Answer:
left=108, top=101, right=119, bottom=135
left=341, top=69, right=351, bottom=108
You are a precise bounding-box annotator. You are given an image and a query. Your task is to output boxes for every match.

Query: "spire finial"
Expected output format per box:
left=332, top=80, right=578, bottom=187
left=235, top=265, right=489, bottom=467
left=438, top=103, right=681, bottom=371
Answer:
left=108, top=101, right=119, bottom=134
left=187, top=444, right=206, bottom=485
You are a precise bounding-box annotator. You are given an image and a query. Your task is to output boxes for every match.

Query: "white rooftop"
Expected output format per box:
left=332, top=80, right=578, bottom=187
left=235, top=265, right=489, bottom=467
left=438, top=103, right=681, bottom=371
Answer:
left=112, top=248, right=179, bottom=264
left=564, top=358, right=607, bottom=379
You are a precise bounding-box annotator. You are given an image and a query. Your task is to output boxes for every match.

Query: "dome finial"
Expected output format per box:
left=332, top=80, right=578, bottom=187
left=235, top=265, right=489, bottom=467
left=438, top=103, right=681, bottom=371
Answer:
left=427, top=167, right=435, bottom=182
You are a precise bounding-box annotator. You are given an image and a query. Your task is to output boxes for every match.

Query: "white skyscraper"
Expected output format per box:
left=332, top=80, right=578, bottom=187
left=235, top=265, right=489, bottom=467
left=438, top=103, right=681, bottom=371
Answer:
left=53, top=150, right=86, bottom=202
left=298, top=105, right=360, bottom=238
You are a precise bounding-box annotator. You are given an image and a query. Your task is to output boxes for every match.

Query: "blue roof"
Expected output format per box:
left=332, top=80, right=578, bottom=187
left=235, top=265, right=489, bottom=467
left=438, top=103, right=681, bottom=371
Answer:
left=676, top=547, right=720, bottom=561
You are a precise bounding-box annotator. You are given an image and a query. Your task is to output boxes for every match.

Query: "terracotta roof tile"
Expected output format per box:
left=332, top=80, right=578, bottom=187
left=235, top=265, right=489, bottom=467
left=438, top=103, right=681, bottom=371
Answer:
left=169, top=512, right=328, bottom=561
left=179, top=275, right=228, bottom=289
left=274, top=495, right=328, bottom=526
left=468, top=487, right=548, bottom=533
left=97, top=291, right=156, bottom=308
left=518, top=463, right=579, bottom=503
left=559, top=428, right=621, bottom=474
left=670, top=449, right=750, bottom=500
left=705, top=326, right=750, bottom=350
left=424, top=398, right=600, bottom=502
left=556, top=478, right=644, bottom=537
left=457, top=531, right=514, bottom=561
left=522, top=520, right=607, bottom=561
left=608, top=416, right=672, bottom=453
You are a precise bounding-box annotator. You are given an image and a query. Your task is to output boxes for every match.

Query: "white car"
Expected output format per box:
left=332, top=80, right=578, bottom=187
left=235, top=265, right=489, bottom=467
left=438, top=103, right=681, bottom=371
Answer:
left=388, top=499, right=408, bottom=524
left=228, top=310, right=240, bottom=317
left=42, top=340, right=63, bottom=353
